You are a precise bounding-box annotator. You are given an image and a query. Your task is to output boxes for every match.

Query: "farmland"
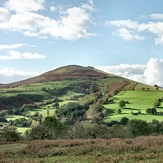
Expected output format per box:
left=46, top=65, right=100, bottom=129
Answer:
left=104, top=90, right=163, bottom=122
left=0, top=75, right=163, bottom=135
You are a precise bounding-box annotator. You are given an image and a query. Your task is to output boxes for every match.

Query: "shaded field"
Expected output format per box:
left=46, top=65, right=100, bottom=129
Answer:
left=104, top=90, right=163, bottom=122
left=1, top=136, right=163, bottom=162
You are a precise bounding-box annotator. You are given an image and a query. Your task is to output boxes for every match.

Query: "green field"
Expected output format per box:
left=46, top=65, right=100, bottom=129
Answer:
left=104, top=90, right=163, bottom=122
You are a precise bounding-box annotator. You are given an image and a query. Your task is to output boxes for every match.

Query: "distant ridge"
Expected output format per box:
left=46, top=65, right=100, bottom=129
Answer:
left=0, top=84, right=4, bottom=88
left=2, top=65, right=113, bottom=88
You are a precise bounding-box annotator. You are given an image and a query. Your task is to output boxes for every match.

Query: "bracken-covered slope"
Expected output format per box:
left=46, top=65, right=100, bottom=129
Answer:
left=2, top=65, right=114, bottom=88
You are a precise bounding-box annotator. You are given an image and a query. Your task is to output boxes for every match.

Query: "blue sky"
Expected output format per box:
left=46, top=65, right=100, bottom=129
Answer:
left=1, top=0, right=163, bottom=86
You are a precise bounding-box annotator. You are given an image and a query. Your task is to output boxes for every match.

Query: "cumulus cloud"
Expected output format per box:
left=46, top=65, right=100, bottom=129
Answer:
left=95, top=58, right=163, bottom=87
left=5, top=0, right=45, bottom=13
left=105, top=19, right=163, bottom=44
left=105, top=19, right=139, bottom=30
left=0, top=7, right=11, bottom=22
left=0, top=50, right=46, bottom=60
left=0, top=43, right=24, bottom=50
left=0, top=68, right=40, bottom=84
left=0, top=0, right=95, bottom=40
left=144, top=58, right=163, bottom=86
left=117, top=28, right=145, bottom=41
left=0, top=12, right=51, bottom=32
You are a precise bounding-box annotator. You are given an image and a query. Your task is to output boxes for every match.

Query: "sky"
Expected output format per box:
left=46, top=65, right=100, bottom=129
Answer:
left=1, top=0, right=163, bottom=86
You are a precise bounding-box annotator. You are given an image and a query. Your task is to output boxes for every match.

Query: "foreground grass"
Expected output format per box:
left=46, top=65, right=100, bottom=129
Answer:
left=0, top=143, right=28, bottom=153
left=1, top=136, right=163, bottom=162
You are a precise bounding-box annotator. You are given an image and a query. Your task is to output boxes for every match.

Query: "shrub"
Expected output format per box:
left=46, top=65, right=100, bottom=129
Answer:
left=2, top=130, right=21, bottom=141
left=128, top=119, right=150, bottom=137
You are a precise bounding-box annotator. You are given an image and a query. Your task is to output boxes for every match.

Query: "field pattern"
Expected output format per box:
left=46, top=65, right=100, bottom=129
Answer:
left=104, top=90, right=163, bottom=122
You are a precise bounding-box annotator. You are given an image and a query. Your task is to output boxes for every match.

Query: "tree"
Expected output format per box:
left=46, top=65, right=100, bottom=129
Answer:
left=128, top=119, right=150, bottom=137
left=43, top=116, right=65, bottom=138
left=53, top=102, right=59, bottom=109
left=2, top=130, right=20, bottom=141
left=0, top=116, right=7, bottom=122
left=154, top=100, right=161, bottom=108
left=120, top=117, right=129, bottom=125
left=146, top=108, right=152, bottom=114
left=151, top=108, right=157, bottom=115
left=28, top=116, right=65, bottom=140
left=28, top=124, right=48, bottom=140
left=149, top=119, right=161, bottom=134
left=116, top=108, right=122, bottom=115
left=119, top=100, right=126, bottom=108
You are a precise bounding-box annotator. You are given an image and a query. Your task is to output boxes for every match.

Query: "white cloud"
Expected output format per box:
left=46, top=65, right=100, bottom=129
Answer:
left=5, top=0, right=45, bottom=13
left=117, top=28, right=145, bottom=41
left=0, top=43, right=24, bottom=50
left=105, top=19, right=139, bottom=30
left=50, top=6, right=57, bottom=12
left=0, top=67, right=40, bottom=84
left=144, top=58, right=163, bottom=86
left=141, top=22, right=163, bottom=45
left=105, top=19, right=163, bottom=44
left=0, top=1, right=95, bottom=40
left=149, top=14, right=163, bottom=20
left=0, top=12, right=51, bottom=31
left=0, top=7, right=11, bottom=22
left=95, top=58, right=163, bottom=87
left=0, top=50, right=46, bottom=60
left=40, top=6, right=95, bottom=40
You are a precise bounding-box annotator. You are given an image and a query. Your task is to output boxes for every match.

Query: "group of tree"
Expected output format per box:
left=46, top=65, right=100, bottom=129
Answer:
left=2, top=116, right=163, bottom=141
left=119, top=100, right=129, bottom=108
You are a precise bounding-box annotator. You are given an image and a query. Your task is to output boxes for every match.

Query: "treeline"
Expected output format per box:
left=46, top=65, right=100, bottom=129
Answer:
left=1, top=116, right=163, bottom=141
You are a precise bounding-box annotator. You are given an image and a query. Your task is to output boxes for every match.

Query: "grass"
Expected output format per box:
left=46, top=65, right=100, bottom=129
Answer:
left=104, top=90, right=163, bottom=122
left=17, top=127, right=31, bottom=134
left=1, top=136, right=163, bottom=162
left=5, top=115, right=26, bottom=121
left=0, top=143, right=28, bottom=153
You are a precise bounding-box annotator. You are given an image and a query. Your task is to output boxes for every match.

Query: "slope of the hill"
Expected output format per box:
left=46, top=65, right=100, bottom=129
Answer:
left=0, top=64, right=156, bottom=114
left=2, top=65, right=111, bottom=88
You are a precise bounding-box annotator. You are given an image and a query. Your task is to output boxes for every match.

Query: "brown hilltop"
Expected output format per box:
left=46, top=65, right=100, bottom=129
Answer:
left=3, top=65, right=111, bottom=88
left=40, top=65, right=108, bottom=80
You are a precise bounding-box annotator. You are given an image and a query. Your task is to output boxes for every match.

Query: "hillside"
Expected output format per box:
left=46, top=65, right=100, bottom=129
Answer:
left=0, top=65, right=156, bottom=111
left=0, top=64, right=162, bottom=137
left=2, top=65, right=110, bottom=88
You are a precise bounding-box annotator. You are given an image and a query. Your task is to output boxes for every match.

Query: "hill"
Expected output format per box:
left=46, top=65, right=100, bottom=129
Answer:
left=2, top=65, right=110, bottom=88
left=0, top=64, right=156, bottom=111
left=0, top=64, right=162, bottom=135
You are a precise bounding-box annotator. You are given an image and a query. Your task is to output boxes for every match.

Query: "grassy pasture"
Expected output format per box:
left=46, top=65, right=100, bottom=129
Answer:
left=104, top=90, right=163, bottom=122
left=17, top=127, right=31, bottom=134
